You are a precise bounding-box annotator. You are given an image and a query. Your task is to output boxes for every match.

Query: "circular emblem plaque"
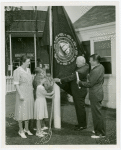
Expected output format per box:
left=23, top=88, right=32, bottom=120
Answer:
left=54, top=33, right=78, bottom=65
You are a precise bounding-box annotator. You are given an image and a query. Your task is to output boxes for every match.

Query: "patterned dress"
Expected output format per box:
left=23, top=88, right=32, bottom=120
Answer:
left=13, top=66, right=34, bottom=121
left=34, top=85, right=48, bottom=120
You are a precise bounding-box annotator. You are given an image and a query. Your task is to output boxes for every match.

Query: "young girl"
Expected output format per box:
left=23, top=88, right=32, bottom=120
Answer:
left=34, top=69, right=54, bottom=137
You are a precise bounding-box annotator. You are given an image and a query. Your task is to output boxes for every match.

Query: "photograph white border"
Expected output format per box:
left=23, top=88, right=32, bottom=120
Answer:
left=0, top=1, right=120, bottom=149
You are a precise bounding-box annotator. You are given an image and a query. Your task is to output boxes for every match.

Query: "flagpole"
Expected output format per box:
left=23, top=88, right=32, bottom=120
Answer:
left=49, top=6, right=52, bottom=75
left=49, top=6, right=61, bottom=129
left=34, top=6, right=37, bottom=68
left=9, top=33, right=13, bottom=76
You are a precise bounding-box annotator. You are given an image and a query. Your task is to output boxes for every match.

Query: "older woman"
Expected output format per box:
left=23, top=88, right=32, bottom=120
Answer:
left=13, top=55, right=34, bottom=138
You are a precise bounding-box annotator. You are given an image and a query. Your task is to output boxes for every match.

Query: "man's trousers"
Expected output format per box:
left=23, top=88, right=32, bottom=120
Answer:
left=71, top=81, right=87, bottom=127
left=90, top=99, right=106, bottom=135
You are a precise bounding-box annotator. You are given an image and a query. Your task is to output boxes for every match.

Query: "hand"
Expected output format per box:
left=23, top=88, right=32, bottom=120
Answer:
left=20, top=95, right=24, bottom=101
left=49, top=90, right=54, bottom=95
left=46, top=93, right=55, bottom=99
left=76, top=80, right=80, bottom=85
left=51, top=92, right=55, bottom=99
left=52, top=93, right=55, bottom=98
left=54, top=78, right=60, bottom=82
left=87, top=74, right=90, bottom=82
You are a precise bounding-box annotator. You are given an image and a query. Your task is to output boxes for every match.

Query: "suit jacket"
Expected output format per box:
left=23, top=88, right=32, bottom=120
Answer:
left=60, top=63, right=89, bottom=97
left=79, top=64, right=104, bottom=101
left=61, top=64, right=89, bottom=83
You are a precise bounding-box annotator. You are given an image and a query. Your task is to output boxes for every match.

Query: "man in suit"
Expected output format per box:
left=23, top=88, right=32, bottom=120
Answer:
left=77, top=54, right=106, bottom=138
left=54, top=56, right=89, bottom=130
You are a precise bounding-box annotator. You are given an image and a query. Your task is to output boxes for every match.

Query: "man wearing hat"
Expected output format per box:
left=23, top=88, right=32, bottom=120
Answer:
left=54, top=56, right=89, bottom=130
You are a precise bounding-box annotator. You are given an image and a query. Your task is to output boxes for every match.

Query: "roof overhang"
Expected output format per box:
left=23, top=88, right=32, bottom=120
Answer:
left=75, top=22, right=115, bottom=32
left=6, top=31, right=43, bottom=37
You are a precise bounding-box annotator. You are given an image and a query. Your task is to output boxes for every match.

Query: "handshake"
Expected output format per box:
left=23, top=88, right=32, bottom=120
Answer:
left=53, top=78, right=61, bottom=83
left=54, top=77, right=80, bottom=85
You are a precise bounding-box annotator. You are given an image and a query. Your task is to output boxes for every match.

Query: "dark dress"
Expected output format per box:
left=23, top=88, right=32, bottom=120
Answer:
left=79, top=64, right=106, bottom=136
left=61, top=64, right=89, bottom=127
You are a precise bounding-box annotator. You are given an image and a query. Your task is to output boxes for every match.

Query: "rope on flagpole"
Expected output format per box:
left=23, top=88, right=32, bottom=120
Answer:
left=39, top=100, right=54, bottom=144
left=39, top=6, right=54, bottom=144
left=39, top=83, right=54, bottom=144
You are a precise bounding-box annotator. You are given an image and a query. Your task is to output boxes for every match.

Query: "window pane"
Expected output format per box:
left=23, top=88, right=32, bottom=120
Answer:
left=94, top=40, right=111, bottom=57
left=100, top=57, right=111, bottom=62
left=100, top=62, right=112, bottom=74
left=94, top=40, right=112, bottom=74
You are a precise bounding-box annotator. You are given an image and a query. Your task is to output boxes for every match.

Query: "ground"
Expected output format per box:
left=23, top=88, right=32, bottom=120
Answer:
left=6, top=92, right=116, bottom=145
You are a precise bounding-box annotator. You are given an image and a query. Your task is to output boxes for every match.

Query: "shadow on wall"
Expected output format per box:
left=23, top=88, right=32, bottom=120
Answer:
left=102, top=75, right=116, bottom=109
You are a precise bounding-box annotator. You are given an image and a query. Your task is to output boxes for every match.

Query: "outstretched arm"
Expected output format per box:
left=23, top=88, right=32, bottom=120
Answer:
left=55, top=65, right=89, bottom=83
left=54, top=73, right=76, bottom=83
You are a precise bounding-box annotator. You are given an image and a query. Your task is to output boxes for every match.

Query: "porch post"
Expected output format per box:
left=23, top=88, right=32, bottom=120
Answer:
left=9, top=34, right=12, bottom=76
left=34, top=33, right=37, bottom=67
left=90, top=38, right=94, bottom=54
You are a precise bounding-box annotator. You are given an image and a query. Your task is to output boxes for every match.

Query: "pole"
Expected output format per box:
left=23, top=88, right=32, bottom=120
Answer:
left=34, top=33, right=37, bottom=68
left=49, top=6, right=61, bottom=129
left=49, top=6, right=52, bottom=75
left=9, top=34, right=12, bottom=76
left=35, top=6, right=38, bottom=67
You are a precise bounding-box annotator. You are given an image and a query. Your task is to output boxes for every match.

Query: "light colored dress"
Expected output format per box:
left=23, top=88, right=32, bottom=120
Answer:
left=13, top=66, right=34, bottom=121
left=34, top=84, right=48, bottom=120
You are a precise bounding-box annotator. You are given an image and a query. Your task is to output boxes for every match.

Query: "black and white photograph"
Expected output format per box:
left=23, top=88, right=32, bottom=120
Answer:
left=1, top=1, right=120, bottom=147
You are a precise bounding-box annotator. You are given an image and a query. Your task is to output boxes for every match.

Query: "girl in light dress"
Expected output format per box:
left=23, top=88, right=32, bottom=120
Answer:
left=34, top=69, right=54, bottom=137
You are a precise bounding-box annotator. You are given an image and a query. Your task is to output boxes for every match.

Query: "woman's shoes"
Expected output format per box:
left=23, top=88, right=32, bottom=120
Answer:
left=41, top=126, right=48, bottom=130
left=36, top=132, right=44, bottom=138
left=33, top=128, right=37, bottom=131
left=41, top=131, right=48, bottom=135
left=24, top=129, right=33, bottom=135
left=18, top=131, right=27, bottom=138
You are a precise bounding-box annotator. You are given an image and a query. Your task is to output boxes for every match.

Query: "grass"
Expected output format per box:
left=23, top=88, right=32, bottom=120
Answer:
left=6, top=92, right=116, bottom=145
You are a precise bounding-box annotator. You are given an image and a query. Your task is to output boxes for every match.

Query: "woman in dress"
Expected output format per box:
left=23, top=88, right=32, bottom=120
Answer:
left=13, top=55, right=34, bottom=138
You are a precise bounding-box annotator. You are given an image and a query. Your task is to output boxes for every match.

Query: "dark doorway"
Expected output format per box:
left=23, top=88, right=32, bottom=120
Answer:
left=30, top=60, right=35, bottom=74
left=82, top=41, right=91, bottom=71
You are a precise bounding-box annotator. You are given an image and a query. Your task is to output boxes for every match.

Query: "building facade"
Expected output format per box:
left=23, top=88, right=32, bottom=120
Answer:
left=74, top=6, right=116, bottom=108
left=5, top=7, right=116, bottom=109
left=5, top=10, right=49, bottom=75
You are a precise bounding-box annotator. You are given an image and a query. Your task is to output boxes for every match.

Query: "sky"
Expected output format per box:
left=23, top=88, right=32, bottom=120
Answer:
left=22, top=6, right=93, bottom=23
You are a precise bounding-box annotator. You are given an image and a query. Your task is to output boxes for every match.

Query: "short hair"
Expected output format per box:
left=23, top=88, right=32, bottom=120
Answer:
left=76, top=56, right=86, bottom=64
left=35, top=67, right=44, bottom=74
left=90, top=54, right=101, bottom=63
left=20, top=55, right=30, bottom=65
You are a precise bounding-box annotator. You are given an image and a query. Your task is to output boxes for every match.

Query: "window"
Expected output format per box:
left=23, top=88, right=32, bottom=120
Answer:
left=94, top=40, right=112, bottom=74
